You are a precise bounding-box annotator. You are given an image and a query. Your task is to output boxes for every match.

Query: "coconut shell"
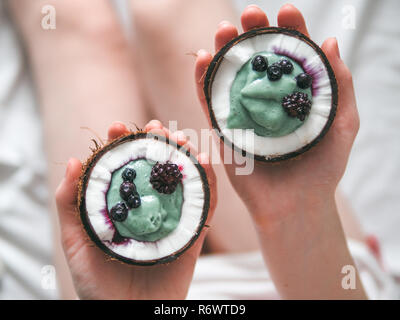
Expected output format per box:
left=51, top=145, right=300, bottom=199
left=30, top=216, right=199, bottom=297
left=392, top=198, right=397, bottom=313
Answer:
left=204, top=27, right=338, bottom=162
left=78, top=132, right=210, bottom=266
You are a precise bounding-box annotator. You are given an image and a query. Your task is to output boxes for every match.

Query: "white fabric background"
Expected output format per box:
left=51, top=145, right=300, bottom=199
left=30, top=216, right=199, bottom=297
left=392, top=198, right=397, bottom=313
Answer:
left=188, top=239, right=399, bottom=300
left=0, top=0, right=398, bottom=299
left=0, top=3, right=57, bottom=299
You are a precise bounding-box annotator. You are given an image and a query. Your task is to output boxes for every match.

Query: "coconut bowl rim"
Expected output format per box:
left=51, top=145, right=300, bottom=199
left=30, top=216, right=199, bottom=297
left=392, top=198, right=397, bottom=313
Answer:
left=77, top=132, right=211, bottom=266
left=203, top=26, right=338, bottom=162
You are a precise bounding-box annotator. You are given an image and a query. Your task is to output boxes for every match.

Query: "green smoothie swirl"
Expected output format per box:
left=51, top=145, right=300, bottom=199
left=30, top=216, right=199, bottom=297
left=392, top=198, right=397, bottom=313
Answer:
left=106, top=159, right=183, bottom=242
left=227, top=52, right=312, bottom=137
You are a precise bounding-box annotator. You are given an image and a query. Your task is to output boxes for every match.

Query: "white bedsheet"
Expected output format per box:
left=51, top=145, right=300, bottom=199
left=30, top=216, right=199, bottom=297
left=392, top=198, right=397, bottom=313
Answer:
left=0, top=3, right=57, bottom=299
left=188, top=239, right=399, bottom=299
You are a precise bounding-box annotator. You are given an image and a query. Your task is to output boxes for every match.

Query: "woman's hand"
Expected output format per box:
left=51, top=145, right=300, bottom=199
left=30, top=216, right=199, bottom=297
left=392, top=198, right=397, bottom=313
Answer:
left=194, top=4, right=366, bottom=299
left=55, top=120, right=216, bottom=300
left=195, top=3, right=359, bottom=224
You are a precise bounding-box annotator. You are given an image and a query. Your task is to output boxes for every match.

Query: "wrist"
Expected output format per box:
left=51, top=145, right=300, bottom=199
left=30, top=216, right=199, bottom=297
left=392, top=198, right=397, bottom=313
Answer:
left=251, top=192, right=366, bottom=299
left=248, top=187, right=337, bottom=233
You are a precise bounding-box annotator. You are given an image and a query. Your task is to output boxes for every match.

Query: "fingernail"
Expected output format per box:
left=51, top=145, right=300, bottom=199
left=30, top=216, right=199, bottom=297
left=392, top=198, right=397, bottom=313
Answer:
left=176, top=131, right=186, bottom=141
left=197, top=49, right=206, bottom=56
left=218, top=20, right=230, bottom=28
left=198, top=153, right=210, bottom=165
left=247, top=4, right=261, bottom=10
left=147, top=119, right=162, bottom=130
left=282, top=3, right=294, bottom=10
left=112, top=121, right=125, bottom=128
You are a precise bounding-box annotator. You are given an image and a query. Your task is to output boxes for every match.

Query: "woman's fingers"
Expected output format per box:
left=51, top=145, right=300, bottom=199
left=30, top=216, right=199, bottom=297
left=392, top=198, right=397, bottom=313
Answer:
left=107, top=121, right=129, bottom=141
left=170, top=130, right=187, bottom=146
left=194, top=50, right=213, bottom=119
left=144, top=119, right=171, bottom=137
left=277, top=4, right=310, bottom=37
left=144, top=119, right=163, bottom=132
left=215, top=21, right=239, bottom=53
left=55, top=158, right=83, bottom=232
left=321, top=38, right=359, bottom=140
left=241, top=5, right=269, bottom=32
left=144, top=120, right=197, bottom=154
left=170, top=130, right=197, bottom=154
left=322, top=38, right=356, bottom=106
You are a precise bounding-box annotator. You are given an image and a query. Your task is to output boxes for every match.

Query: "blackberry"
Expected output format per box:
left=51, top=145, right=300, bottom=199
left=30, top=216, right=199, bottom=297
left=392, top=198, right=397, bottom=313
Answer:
left=296, top=73, right=313, bottom=89
left=279, top=59, right=293, bottom=74
left=150, top=161, right=183, bottom=194
left=122, top=168, right=136, bottom=182
left=267, top=63, right=282, bottom=81
left=282, top=92, right=312, bottom=121
left=126, top=194, right=141, bottom=209
left=251, top=55, right=268, bottom=72
left=120, top=181, right=136, bottom=201
left=110, top=202, right=128, bottom=222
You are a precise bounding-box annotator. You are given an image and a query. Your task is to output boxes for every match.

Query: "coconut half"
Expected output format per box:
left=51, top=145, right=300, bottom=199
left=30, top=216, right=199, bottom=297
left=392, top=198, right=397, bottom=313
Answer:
left=78, top=132, right=210, bottom=265
left=204, top=27, right=338, bottom=162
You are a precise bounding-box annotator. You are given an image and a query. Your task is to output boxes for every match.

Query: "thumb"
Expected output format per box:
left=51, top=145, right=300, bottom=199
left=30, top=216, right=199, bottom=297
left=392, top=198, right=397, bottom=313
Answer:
left=194, top=49, right=213, bottom=119
left=321, top=38, right=359, bottom=141
left=55, top=158, right=83, bottom=235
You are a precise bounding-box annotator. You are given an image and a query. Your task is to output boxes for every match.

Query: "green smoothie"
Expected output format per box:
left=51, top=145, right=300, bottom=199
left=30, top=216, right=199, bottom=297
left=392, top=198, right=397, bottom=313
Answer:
left=227, top=52, right=312, bottom=137
left=106, top=159, right=183, bottom=242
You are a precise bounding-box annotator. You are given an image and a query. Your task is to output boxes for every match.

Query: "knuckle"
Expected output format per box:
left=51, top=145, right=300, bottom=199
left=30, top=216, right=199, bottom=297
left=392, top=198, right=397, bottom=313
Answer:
left=347, top=105, right=360, bottom=134
left=341, top=65, right=353, bottom=83
left=61, top=232, right=78, bottom=256
left=338, top=108, right=360, bottom=135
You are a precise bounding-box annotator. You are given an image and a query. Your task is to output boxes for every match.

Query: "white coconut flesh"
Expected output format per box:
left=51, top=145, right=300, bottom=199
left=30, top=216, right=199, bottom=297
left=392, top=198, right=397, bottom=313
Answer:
left=84, top=138, right=206, bottom=262
left=211, top=32, right=334, bottom=159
